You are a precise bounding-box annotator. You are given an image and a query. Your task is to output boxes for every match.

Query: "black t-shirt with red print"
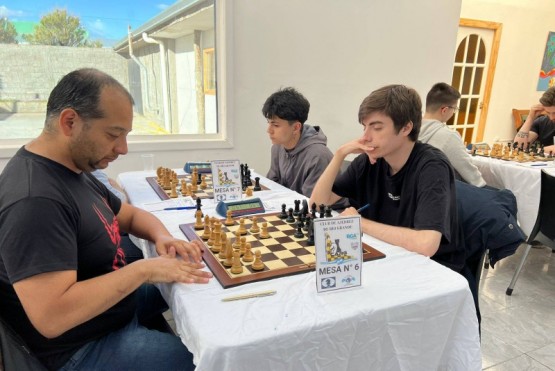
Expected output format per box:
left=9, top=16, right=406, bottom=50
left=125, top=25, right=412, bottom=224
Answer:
left=0, top=146, right=135, bottom=370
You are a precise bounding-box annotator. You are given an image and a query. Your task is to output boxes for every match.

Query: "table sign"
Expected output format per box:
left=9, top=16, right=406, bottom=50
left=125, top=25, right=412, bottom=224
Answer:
left=211, top=159, right=242, bottom=201
left=314, top=215, right=363, bottom=293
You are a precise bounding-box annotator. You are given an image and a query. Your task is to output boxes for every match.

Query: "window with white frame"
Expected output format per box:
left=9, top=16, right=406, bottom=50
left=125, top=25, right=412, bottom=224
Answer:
left=0, top=0, right=218, bottom=141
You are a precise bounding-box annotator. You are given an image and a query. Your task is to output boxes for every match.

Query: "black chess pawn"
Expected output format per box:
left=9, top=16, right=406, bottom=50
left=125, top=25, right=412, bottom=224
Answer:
left=246, top=169, right=253, bottom=186
left=286, top=208, right=296, bottom=223
left=319, top=204, right=325, bottom=218
left=296, top=213, right=305, bottom=229
left=311, top=202, right=317, bottom=219
left=294, top=221, right=304, bottom=238
left=278, top=204, right=288, bottom=219
left=293, top=200, right=301, bottom=216
left=253, top=177, right=262, bottom=191
left=324, top=206, right=333, bottom=218
left=306, top=221, right=315, bottom=246
left=303, top=215, right=311, bottom=232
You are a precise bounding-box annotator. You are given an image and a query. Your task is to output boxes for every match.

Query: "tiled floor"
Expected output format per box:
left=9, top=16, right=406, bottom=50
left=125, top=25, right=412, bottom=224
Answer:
left=480, top=244, right=555, bottom=370
left=163, top=243, right=555, bottom=370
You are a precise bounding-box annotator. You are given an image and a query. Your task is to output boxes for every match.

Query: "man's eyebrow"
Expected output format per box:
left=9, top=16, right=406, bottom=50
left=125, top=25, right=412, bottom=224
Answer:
left=361, top=120, right=384, bottom=126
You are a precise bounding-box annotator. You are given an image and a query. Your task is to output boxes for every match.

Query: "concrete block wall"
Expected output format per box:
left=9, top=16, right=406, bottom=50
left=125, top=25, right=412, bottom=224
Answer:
left=0, top=44, right=129, bottom=112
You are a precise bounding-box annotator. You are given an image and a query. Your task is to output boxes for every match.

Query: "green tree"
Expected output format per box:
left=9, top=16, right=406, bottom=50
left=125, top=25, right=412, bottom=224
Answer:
left=23, top=9, right=102, bottom=47
left=0, top=17, right=18, bottom=44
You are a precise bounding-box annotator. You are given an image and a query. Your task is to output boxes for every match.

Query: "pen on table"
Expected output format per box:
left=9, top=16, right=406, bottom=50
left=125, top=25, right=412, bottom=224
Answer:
left=530, top=164, right=548, bottom=167
left=221, top=290, right=277, bottom=302
left=357, top=203, right=371, bottom=213
left=163, top=206, right=198, bottom=210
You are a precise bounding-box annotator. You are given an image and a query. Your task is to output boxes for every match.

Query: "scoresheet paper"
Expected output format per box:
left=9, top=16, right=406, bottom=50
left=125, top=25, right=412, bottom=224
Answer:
left=210, top=159, right=242, bottom=202
left=314, top=216, right=362, bottom=293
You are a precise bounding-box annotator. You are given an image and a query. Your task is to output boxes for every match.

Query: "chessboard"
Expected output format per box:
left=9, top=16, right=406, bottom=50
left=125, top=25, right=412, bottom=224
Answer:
left=474, top=143, right=554, bottom=163
left=146, top=174, right=269, bottom=201
left=180, top=212, right=385, bottom=288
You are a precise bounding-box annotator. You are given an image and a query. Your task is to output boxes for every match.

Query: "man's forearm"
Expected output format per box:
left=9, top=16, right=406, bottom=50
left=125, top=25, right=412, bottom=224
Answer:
left=361, top=218, right=441, bottom=257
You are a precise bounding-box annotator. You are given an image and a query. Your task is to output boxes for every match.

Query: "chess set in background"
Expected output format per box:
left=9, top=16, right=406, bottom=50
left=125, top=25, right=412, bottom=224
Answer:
left=472, top=142, right=554, bottom=162
left=146, top=165, right=268, bottom=201
left=180, top=201, right=385, bottom=288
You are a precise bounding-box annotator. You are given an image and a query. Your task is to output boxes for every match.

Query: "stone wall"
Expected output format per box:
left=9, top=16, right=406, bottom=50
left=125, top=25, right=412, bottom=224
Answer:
left=0, top=44, right=128, bottom=112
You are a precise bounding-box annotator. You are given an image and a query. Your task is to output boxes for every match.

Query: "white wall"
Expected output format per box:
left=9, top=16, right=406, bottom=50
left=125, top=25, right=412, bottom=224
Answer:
left=0, top=0, right=462, bottom=177
left=227, top=0, right=462, bottom=174
left=460, top=0, right=555, bottom=143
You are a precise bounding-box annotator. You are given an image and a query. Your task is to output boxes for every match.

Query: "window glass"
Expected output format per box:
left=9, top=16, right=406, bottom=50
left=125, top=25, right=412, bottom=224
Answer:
left=0, top=0, right=216, bottom=139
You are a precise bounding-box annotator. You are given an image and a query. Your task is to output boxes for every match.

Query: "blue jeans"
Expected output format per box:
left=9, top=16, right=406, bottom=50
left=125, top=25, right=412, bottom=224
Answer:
left=58, top=285, right=195, bottom=371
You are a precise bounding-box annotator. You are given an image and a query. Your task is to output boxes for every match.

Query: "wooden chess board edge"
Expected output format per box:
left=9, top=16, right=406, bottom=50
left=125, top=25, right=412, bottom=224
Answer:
left=179, top=220, right=385, bottom=289
left=146, top=177, right=171, bottom=200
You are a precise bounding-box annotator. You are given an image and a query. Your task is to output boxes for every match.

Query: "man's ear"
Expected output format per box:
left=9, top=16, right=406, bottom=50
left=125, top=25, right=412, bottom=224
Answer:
left=402, top=121, right=413, bottom=136
left=58, top=108, right=79, bottom=136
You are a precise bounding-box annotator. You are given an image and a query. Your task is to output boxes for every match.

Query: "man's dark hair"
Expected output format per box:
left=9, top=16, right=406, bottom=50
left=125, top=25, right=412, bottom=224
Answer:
left=262, top=87, right=310, bottom=124
left=358, top=84, right=422, bottom=141
left=540, top=86, right=555, bottom=107
left=425, top=82, right=461, bottom=112
left=45, top=68, right=134, bottom=130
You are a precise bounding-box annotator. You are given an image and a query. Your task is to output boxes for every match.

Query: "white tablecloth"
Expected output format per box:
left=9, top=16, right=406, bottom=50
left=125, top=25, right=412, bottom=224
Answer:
left=118, top=170, right=481, bottom=371
left=469, top=156, right=555, bottom=236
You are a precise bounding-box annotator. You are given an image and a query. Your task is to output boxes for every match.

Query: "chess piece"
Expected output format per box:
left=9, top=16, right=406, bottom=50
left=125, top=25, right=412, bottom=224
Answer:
left=223, top=242, right=233, bottom=267
left=251, top=250, right=265, bottom=271
left=311, top=202, right=317, bottom=219
left=201, top=224, right=211, bottom=240
left=200, top=175, right=208, bottom=189
left=319, top=204, right=325, bottom=218
left=240, top=237, right=247, bottom=256
left=306, top=221, right=315, bottom=246
left=180, top=179, right=187, bottom=196
left=232, top=230, right=242, bottom=249
left=325, top=206, right=333, bottom=218
left=286, top=208, right=296, bottom=223
left=219, top=239, right=230, bottom=260
left=259, top=222, right=270, bottom=239
left=245, top=187, right=253, bottom=197
left=250, top=216, right=260, bottom=234
left=194, top=210, right=204, bottom=230
left=225, top=210, right=235, bottom=226
left=238, top=218, right=248, bottom=235
left=211, top=229, right=222, bottom=253
left=242, top=243, right=254, bottom=262
left=170, top=181, right=178, bottom=198
left=294, top=221, right=304, bottom=238
left=230, top=251, right=244, bottom=274
left=278, top=204, right=288, bottom=219
left=253, top=177, right=262, bottom=191
left=293, top=200, right=301, bottom=216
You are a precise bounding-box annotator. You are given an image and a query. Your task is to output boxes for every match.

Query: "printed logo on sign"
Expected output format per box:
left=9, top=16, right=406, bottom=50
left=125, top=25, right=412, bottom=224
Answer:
left=216, top=194, right=226, bottom=201
left=346, top=233, right=357, bottom=239
left=342, top=275, right=356, bottom=285
left=321, top=277, right=336, bottom=289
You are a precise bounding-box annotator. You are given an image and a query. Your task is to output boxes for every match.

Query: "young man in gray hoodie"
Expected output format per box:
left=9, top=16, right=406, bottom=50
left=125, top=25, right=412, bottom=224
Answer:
left=420, top=83, right=486, bottom=187
left=263, top=87, right=335, bottom=197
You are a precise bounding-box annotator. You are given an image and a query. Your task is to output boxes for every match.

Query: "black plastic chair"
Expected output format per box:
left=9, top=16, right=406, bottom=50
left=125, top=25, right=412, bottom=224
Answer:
left=0, top=315, right=47, bottom=371
left=506, top=170, right=555, bottom=296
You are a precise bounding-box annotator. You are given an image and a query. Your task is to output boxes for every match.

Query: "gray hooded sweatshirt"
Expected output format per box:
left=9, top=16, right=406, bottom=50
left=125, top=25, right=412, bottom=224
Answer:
left=267, top=124, right=333, bottom=197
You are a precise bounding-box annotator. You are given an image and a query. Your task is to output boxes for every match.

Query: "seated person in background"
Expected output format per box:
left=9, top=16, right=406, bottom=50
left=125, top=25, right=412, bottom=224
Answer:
left=92, top=169, right=144, bottom=264
left=0, top=68, right=212, bottom=370
left=310, top=84, right=465, bottom=273
left=420, top=82, right=486, bottom=187
left=263, top=87, right=337, bottom=198
left=91, top=169, right=128, bottom=201
left=513, top=86, right=555, bottom=154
